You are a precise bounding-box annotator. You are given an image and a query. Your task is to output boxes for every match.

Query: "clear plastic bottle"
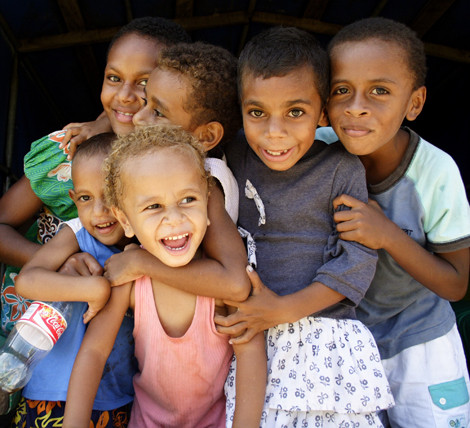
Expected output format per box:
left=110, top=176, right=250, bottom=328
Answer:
left=0, top=301, right=72, bottom=413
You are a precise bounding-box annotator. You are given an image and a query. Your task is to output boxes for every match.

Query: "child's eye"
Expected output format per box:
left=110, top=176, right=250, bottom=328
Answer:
left=181, top=196, right=196, bottom=204
left=154, top=110, right=164, bottom=118
left=145, top=203, right=161, bottom=210
left=138, top=79, right=148, bottom=87
left=249, top=109, right=264, bottom=118
left=332, top=87, right=349, bottom=95
left=288, top=109, right=304, bottom=118
left=371, top=87, right=389, bottom=95
left=78, top=195, right=90, bottom=202
left=108, top=75, right=120, bottom=83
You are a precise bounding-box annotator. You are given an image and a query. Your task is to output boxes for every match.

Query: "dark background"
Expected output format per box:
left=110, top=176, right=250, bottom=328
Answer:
left=0, top=0, right=469, bottom=197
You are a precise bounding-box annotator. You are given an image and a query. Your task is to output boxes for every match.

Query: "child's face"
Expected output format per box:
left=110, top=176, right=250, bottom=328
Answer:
left=327, top=39, right=425, bottom=157
left=101, top=33, right=162, bottom=136
left=241, top=65, right=327, bottom=171
left=69, top=155, right=125, bottom=247
left=114, top=148, right=210, bottom=268
left=133, top=68, right=195, bottom=133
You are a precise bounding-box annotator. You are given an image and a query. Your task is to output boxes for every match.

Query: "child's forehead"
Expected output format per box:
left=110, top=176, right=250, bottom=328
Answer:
left=331, top=37, right=404, bottom=59
left=240, top=66, right=318, bottom=99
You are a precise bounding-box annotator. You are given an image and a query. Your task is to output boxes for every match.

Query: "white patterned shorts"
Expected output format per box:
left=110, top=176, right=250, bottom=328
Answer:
left=225, top=317, right=395, bottom=427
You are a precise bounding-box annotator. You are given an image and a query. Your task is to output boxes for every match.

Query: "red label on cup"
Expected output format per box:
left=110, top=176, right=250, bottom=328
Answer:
left=17, top=302, right=68, bottom=345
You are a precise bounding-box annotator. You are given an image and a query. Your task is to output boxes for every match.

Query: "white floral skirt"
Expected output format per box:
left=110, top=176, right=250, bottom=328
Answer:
left=225, top=317, right=394, bottom=427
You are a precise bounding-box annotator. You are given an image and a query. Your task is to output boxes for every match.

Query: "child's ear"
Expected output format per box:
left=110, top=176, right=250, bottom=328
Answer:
left=68, top=189, right=76, bottom=201
left=111, top=207, right=135, bottom=238
left=318, top=106, right=329, bottom=127
left=194, top=122, right=224, bottom=152
left=406, top=86, right=426, bottom=122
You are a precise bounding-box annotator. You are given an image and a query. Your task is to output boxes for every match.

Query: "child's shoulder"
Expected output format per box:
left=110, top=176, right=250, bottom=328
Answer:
left=406, top=128, right=462, bottom=184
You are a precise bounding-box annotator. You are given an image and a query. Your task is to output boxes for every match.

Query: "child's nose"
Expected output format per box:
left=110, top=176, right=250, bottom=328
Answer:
left=345, top=94, right=370, bottom=117
left=117, top=83, right=137, bottom=103
left=94, top=199, right=109, bottom=216
left=163, top=206, right=184, bottom=225
left=266, top=116, right=286, bottom=138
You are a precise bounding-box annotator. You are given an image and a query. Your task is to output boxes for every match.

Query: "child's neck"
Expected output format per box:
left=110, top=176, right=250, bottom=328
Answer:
left=359, top=128, right=410, bottom=185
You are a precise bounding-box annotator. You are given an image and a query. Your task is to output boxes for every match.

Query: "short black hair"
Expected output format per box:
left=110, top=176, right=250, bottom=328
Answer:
left=73, top=132, right=116, bottom=164
left=107, top=16, right=191, bottom=58
left=159, top=42, right=241, bottom=152
left=238, top=26, right=329, bottom=106
left=328, top=17, right=426, bottom=89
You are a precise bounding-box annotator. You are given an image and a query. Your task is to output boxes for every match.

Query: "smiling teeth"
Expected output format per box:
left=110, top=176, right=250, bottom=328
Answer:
left=164, top=233, right=189, bottom=241
left=97, top=222, right=114, bottom=228
left=117, top=111, right=133, bottom=116
left=266, top=149, right=288, bottom=156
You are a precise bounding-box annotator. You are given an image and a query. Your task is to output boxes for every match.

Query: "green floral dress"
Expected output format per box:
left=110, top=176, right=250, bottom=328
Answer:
left=1, top=130, right=77, bottom=335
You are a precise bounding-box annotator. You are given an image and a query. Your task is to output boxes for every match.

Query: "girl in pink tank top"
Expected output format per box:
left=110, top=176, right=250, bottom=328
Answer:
left=63, top=125, right=266, bottom=428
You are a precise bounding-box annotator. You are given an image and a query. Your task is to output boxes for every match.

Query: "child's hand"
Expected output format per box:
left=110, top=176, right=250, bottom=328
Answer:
left=60, top=114, right=111, bottom=160
left=83, top=276, right=111, bottom=324
left=215, top=266, right=283, bottom=345
left=333, top=194, right=397, bottom=250
left=59, top=252, right=103, bottom=277
left=104, top=244, right=147, bottom=286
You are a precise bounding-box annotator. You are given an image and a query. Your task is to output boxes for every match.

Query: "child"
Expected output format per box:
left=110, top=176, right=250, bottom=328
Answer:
left=0, top=17, right=191, bottom=336
left=102, top=41, right=250, bottom=302
left=63, top=125, right=266, bottom=428
left=216, top=26, right=395, bottom=426
left=319, top=17, right=470, bottom=426
left=14, top=133, right=136, bottom=427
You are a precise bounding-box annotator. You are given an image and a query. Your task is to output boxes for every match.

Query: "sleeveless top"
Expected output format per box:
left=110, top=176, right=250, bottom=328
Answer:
left=130, top=276, right=232, bottom=428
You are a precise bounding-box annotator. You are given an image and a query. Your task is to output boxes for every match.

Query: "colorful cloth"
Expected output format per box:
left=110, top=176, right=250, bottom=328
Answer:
left=1, top=130, right=76, bottom=336
left=12, top=397, right=131, bottom=428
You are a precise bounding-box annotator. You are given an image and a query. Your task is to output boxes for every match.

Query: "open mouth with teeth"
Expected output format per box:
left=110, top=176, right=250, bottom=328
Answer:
left=161, top=233, right=191, bottom=252
left=266, top=149, right=289, bottom=156
left=95, top=221, right=118, bottom=234
left=263, top=147, right=293, bottom=161
left=114, top=110, right=135, bottom=123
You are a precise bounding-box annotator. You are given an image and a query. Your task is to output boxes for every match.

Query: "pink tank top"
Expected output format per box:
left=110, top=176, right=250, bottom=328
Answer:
left=129, top=276, right=233, bottom=428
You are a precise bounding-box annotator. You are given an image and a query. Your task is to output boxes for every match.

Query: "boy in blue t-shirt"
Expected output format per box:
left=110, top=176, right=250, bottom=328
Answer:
left=317, top=17, right=470, bottom=427
left=14, top=133, right=136, bottom=427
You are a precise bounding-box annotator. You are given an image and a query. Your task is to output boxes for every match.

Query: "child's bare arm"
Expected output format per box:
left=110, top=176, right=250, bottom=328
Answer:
left=0, top=175, right=43, bottom=267
left=216, top=266, right=344, bottom=344
left=15, top=226, right=110, bottom=321
left=333, top=194, right=469, bottom=301
left=64, top=283, right=132, bottom=427
left=105, top=185, right=251, bottom=301
left=231, top=329, right=266, bottom=427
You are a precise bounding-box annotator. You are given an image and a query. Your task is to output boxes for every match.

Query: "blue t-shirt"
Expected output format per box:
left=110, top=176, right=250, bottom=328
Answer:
left=23, top=218, right=137, bottom=410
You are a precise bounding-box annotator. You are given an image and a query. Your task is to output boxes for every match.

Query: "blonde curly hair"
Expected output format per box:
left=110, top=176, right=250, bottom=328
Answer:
left=104, top=124, right=209, bottom=210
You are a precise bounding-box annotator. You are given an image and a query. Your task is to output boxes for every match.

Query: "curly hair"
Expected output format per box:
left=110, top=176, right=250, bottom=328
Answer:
left=158, top=42, right=241, bottom=151
left=238, top=26, right=330, bottom=106
left=104, top=124, right=209, bottom=210
left=328, top=17, right=426, bottom=89
left=107, top=16, right=191, bottom=59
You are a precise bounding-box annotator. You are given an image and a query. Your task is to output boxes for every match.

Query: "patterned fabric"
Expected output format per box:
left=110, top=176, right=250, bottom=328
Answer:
left=1, top=208, right=65, bottom=335
left=12, top=397, right=131, bottom=428
left=1, top=130, right=76, bottom=336
left=225, top=317, right=394, bottom=427
left=23, top=130, right=77, bottom=221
